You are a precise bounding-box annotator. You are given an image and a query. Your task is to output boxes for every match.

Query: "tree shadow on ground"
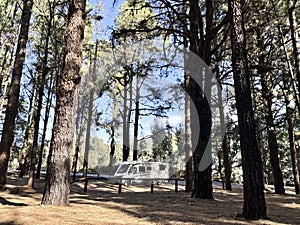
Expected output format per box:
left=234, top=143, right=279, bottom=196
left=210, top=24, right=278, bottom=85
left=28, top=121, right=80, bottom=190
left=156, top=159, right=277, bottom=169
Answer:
left=0, top=196, right=27, bottom=206
left=70, top=181, right=300, bottom=225
left=2, top=177, right=44, bottom=202
left=70, top=182, right=256, bottom=224
left=0, top=221, right=19, bottom=225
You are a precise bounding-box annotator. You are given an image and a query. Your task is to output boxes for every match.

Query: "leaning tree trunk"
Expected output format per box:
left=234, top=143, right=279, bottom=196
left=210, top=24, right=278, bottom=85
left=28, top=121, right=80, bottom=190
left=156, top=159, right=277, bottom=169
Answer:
left=41, top=0, right=86, bottom=206
left=0, top=0, right=33, bottom=186
left=229, top=0, right=267, bottom=219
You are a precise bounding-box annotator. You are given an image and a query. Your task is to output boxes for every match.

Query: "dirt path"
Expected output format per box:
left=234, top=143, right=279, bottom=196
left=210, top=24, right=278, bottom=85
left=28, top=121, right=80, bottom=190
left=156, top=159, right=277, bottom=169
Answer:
left=0, top=177, right=299, bottom=225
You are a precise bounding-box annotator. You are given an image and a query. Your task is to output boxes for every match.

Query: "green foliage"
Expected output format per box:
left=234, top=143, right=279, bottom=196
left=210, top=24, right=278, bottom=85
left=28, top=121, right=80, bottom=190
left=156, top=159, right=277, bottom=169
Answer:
left=114, top=0, right=156, bottom=39
left=87, top=136, right=110, bottom=171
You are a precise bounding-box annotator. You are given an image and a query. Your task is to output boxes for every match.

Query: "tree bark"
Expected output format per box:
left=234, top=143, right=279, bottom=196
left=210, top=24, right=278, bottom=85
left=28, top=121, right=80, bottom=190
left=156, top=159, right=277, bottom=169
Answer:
left=19, top=82, right=36, bottom=178
left=255, top=27, right=285, bottom=194
left=122, top=68, right=133, bottom=161
left=182, top=0, right=193, bottom=193
left=188, top=0, right=213, bottom=199
left=188, top=72, right=212, bottom=198
left=222, top=134, right=231, bottom=190
left=36, top=72, right=55, bottom=179
left=133, top=76, right=141, bottom=161
left=216, top=61, right=232, bottom=191
left=28, top=9, right=53, bottom=187
left=41, top=0, right=86, bottom=206
left=185, top=73, right=193, bottom=192
left=229, top=0, right=267, bottom=219
left=109, top=98, right=118, bottom=175
left=282, top=70, right=300, bottom=195
left=286, top=101, right=300, bottom=195
left=0, top=1, right=18, bottom=94
left=260, top=73, right=285, bottom=194
left=122, top=73, right=130, bottom=161
left=73, top=83, right=86, bottom=181
left=0, top=0, right=33, bottom=186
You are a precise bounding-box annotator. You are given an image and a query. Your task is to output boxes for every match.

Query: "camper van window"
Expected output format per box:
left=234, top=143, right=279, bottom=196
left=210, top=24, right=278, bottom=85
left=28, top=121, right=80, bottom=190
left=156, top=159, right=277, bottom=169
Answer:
left=129, top=167, right=137, bottom=174
left=118, top=164, right=130, bottom=173
left=139, top=166, right=146, bottom=173
left=159, top=164, right=166, bottom=170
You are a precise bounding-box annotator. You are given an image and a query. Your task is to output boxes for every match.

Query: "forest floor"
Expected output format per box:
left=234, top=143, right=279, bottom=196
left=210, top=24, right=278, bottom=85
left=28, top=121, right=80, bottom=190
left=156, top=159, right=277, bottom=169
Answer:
left=0, top=175, right=300, bottom=225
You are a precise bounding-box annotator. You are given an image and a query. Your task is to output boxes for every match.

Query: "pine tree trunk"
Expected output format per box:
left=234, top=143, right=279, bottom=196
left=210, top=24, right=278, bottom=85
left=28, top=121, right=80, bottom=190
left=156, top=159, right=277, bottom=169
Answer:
left=28, top=13, right=53, bottom=187
left=188, top=0, right=213, bottom=199
left=216, top=64, right=232, bottom=191
left=133, top=76, right=141, bottom=161
left=109, top=99, right=118, bottom=175
left=73, top=86, right=86, bottom=180
left=41, top=0, right=86, bottom=206
left=260, top=73, right=285, bottom=194
left=288, top=5, right=300, bottom=106
left=229, top=0, right=267, bottom=219
left=286, top=106, right=300, bottom=195
left=185, top=74, right=193, bottom=192
left=27, top=85, right=39, bottom=187
left=127, top=80, right=133, bottom=159
left=190, top=84, right=212, bottom=199
left=0, top=0, right=33, bottom=186
left=222, top=134, right=232, bottom=190
left=36, top=72, right=55, bottom=179
left=109, top=126, right=116, bottom=173
left=19, top=81, right=36, bottom=178
left=256, top=27, right=285, bottom=194
left=182, top=0, right=193, bottom=193
left=83, top=38, right=99, bottom=176
left=0, top=1, right=18, bottom=94
left=122, top=74, right=130, bottom=161
left=82, top=86, right=94, bottom=177
left=283, top=71, right=300, bottom=195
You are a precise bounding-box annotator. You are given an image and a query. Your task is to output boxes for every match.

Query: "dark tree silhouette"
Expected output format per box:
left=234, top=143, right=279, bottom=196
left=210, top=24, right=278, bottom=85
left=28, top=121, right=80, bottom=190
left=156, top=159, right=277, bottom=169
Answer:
left=229, top=0, right=267, bottom=219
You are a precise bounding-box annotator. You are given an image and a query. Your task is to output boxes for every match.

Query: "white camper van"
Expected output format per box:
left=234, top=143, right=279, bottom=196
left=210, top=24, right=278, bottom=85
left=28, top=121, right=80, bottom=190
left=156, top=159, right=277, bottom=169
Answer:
left=113, top=161, right=169, bottom=184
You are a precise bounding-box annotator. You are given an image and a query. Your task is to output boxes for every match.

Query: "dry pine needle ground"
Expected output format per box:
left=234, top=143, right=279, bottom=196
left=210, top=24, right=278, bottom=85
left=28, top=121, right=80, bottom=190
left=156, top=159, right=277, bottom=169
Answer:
left=0, top=177, right=299, bottom=225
